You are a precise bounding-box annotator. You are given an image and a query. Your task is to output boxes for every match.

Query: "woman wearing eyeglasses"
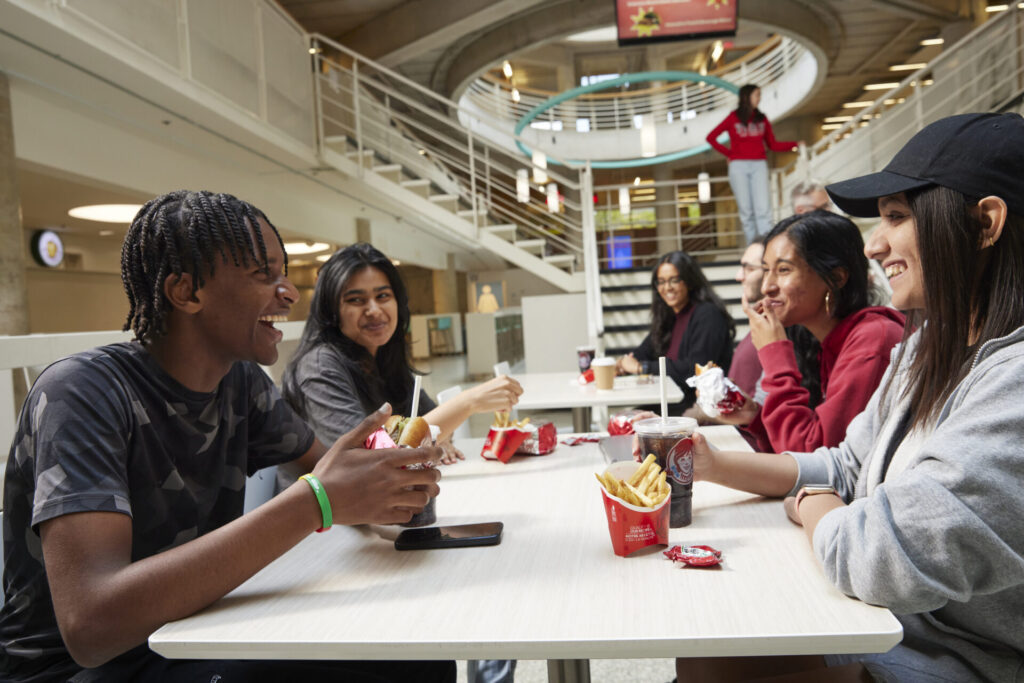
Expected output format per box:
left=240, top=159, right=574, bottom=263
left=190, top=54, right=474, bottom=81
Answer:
left=615, top=251, right=734, bottom=413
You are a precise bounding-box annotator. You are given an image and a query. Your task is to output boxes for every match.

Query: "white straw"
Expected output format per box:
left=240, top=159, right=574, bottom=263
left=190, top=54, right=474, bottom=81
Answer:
left=659, top=356, right=667, bottom=423
left=410, top=375, right=422, bottom=419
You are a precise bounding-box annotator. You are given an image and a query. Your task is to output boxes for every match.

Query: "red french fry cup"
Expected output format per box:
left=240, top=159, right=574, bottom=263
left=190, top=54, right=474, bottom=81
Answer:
left=598, top=460, right=670, bottom=557
left=481, top=426, right=531, bottom=463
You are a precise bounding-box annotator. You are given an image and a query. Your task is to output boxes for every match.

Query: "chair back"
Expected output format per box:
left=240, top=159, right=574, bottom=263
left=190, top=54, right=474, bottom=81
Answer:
left=436, top=385, right=471, bottom=440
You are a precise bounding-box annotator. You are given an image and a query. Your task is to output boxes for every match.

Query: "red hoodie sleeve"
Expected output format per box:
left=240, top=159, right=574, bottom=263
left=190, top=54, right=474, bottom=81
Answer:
left=706, top=112, right=733, bottom=159
left=755, top=332, right=892, bottom=453
left=762, top=118, right=797, bottom=153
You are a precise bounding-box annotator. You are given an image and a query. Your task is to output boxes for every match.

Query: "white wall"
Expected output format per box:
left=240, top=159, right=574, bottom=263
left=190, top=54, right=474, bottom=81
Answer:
left=522, top=293, right=588, bottom=374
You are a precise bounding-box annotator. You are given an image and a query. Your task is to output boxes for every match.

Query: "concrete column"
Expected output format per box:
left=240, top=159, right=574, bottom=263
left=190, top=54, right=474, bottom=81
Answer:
left=0, top=72, right=28, bottom=336
left=653, top=165, right=677, bottom=256
left=432, top=253, right=461, bottom=313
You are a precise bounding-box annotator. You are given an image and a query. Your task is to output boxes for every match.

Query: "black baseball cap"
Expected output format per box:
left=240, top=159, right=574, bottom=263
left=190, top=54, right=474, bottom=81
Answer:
left=826, top=112, right=1024, bottom=217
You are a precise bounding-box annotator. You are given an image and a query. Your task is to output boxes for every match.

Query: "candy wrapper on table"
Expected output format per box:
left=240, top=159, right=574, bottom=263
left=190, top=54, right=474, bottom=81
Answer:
left=515, top=422, right=557, bottom=455
left=685, top=365, right=745, bottom=417
left=596, top=460, right=670, bottom=557
left=481, top=426, right=531, bottom=463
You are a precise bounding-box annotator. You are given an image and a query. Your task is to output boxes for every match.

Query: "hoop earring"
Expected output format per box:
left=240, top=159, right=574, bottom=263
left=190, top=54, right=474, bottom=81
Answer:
left=824, top=290, right=834, bottom=317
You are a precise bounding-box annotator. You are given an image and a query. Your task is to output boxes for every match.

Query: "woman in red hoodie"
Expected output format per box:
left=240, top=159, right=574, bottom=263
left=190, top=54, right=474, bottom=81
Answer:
left=706, top=84, right=798, bottom=245
left=720, top=210, right=905, bottom=452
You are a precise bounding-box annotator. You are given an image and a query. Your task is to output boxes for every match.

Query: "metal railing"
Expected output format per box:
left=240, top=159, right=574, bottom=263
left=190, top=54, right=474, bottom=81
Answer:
left=777, top=6, right=1024, bottom=205
left=592, top=175, right=742, bottom=270
left=462, top=36, right=806, bottom=133
left=310, top=34, right=587, bottom=261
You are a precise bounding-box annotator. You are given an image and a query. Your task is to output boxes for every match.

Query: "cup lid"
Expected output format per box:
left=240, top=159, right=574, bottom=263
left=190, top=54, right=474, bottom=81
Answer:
left=632, top=416, right=697, bottom=435
left=591, top=357, right=615, bottom=366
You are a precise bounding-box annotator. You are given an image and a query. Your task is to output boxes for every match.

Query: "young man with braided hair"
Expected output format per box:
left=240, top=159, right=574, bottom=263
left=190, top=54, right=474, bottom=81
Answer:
left=0, top=190, right=454, bottom=682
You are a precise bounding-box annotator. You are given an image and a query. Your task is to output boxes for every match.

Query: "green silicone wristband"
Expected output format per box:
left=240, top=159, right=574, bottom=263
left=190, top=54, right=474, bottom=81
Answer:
left=300, top=473, right=332, bottom=532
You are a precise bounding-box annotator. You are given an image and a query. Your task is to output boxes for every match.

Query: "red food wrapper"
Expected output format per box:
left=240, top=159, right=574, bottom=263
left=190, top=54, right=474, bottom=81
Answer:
left=598, top=460, right=670, bottom=557
left=561, top=434, right=601, bottom=446
left=577, top=368, right=595, bottom=385
left=607, top=409, right=650, bottom=436
left=364, top=428, right=398, bottom=450
left=481, top=426, right=531, bottom=463
left=663, top=544, right=723, bottom=567
left=686, top=366, right=745, bottom=417
left=515, top=422, right=557, bottom=455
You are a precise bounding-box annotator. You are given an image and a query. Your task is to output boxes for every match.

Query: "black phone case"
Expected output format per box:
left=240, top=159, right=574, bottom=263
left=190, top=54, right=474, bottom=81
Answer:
left=394, top=522, right=503, bottom=550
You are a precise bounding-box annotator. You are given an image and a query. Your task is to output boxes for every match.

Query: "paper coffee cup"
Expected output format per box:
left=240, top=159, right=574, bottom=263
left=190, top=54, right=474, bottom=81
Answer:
left=591, top=357, right=615, bottom=391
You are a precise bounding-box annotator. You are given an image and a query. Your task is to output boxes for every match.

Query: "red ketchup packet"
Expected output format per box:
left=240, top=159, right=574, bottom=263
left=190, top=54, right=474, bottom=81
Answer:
left=663, top=544, right=723, bottom=567
left=515, top=422, right=557, bottom=455
left=577, top=368, right=595, bottom=385
left=561, top=434, right=601, bottom=446
left=481, top=426, right=531, bottom=463
left=364, top=428, right=398, bottom=450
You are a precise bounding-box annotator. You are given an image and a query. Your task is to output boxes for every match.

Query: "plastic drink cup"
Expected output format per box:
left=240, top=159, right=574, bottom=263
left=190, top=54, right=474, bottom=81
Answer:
left=577, top=345, right=597, bottom=372
left=632, top=417, right=697, bottom=527
left=591, top=357, right=616, bottom=390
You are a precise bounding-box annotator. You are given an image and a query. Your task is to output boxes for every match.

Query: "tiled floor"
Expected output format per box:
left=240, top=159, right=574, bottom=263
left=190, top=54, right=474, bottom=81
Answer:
left=418, top=354, right=677, bottom=683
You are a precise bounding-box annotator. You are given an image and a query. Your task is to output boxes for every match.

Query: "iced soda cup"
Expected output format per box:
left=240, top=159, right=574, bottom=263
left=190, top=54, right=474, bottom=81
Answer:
left=632, top=417, right=697, bottom=527
left=577, top=345, right=596, bottom=372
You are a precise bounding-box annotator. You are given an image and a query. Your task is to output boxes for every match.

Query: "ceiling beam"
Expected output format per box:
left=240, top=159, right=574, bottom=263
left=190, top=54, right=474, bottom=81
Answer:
left=338, top=0, right=549, bottom=68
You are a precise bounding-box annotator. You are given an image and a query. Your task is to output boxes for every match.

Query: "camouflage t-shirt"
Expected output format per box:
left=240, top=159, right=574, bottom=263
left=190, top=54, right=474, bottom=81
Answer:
left=0, top=342, right=314, bottom=681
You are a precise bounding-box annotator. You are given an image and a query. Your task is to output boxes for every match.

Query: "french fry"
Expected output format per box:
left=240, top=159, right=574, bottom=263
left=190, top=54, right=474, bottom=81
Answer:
left=624, top=482, right=655, bottom=507
left=628, top=454, right=656, bottom=486
left=639, top=465, right=660, bottom=494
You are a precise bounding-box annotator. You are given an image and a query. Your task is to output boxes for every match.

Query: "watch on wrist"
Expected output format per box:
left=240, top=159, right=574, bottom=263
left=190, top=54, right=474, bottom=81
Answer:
left=795, top=484, right=837, bottom=508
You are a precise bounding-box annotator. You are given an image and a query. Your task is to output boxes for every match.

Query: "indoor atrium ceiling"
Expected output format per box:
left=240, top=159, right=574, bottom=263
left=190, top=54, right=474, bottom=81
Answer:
left=278, top=0, right=974, bottom=134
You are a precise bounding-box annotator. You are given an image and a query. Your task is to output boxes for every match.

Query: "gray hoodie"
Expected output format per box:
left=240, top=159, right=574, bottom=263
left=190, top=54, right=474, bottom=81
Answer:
left=790, top=326, right=1024, bottom=682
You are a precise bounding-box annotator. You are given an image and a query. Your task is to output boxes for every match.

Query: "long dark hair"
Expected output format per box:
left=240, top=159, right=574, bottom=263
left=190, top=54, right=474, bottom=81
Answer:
left=649, top=251, right=734, bottom=355
left=890, top=186, right=1024, bottom=428
left=283, top=243, right=419, bottom=418
left=736, top=84, right=765, bottom=124
left=765, top=210, right=870, bottom=406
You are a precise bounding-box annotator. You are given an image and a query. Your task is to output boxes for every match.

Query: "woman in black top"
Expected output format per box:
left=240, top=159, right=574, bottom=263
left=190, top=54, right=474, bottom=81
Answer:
left=616, top=250, right=734, bottom=412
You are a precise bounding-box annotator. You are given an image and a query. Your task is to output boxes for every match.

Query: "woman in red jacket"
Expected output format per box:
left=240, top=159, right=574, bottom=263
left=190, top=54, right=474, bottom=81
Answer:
left=720, top=210, right=905, bottom=452
left=706, top=84, right=798, bottom=245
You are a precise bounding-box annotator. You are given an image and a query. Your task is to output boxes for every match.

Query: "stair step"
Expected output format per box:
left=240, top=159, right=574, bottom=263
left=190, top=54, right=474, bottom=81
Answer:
left=345, top=149, right=376, bottom=169
left=483, top=224, right=517, bottom=239
left=428, top=194, right=460, bottom=211
left=543, top=254, right=575, bottom=266
left=372, top=164, right=403, bottom=182
left=514, top=239, right=545, bottom=254
left=400, top=178, right=431, bottom=198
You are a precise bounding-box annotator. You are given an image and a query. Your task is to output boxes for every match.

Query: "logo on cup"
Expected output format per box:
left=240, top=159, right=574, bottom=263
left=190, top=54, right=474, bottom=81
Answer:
left=665, top=437, right=694, bottom=484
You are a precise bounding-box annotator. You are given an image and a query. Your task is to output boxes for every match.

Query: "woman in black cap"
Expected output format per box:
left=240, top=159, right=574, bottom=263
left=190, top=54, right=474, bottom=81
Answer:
left=676, top=112, right=1024, bottom=682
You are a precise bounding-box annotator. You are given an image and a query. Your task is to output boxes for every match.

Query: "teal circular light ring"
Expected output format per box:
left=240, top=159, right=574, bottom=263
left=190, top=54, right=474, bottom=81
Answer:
left=514, top=71, right=737, bottom=169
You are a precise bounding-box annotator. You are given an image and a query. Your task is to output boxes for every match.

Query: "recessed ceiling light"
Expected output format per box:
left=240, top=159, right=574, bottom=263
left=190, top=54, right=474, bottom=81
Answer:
left=821, top=123, right=843, bottom=130
left=889, top=63, right=927, bottom=71
left=824, top=116, right=853, bottom=123
left=565, top=26, right=617, bottom=42
left=98, top=229, right=115, bottom=237
left=842, top=101, right=874, bottom=108
left=863, top=82, right=900, bottom=90
left=283, top=241, right=330, bottom=255
left=391, top=259, right=401, bottom=266
left=68, top=204, right=143, bottom=223
left=502, top=61, right=513, bottom=79
left=316, top=254, right=331, bottom=262
left=920, top=38, right=944, bottom=46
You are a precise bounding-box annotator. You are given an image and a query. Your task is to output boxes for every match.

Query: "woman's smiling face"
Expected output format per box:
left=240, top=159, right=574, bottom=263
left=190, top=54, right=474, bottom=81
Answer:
left=760, top=233, right=831, bottom=327
left=655, top=262, right=690, bottom=313
left=865, top=193, right=925, bottom=311
left=338, top=266, right=399, bottom=357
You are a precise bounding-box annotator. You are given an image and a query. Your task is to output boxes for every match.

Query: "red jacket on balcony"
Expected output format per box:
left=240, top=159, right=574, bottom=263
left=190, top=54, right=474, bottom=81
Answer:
left=706, top=111, right=797, bottom=161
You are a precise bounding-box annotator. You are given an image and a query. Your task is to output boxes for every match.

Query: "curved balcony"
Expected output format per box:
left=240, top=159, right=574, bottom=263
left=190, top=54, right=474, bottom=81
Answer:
left=457, top=35, right=821, bottom=167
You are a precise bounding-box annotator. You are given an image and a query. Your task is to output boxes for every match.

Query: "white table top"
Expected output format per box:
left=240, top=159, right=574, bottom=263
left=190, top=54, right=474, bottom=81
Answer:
left=513, top=371, right=684, bottom=410
left=149, top=426, right=901, bottom=662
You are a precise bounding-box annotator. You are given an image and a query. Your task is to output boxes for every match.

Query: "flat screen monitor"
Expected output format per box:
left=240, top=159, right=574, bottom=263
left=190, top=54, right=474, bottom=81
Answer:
left=616, top=0, right=738, bottom=46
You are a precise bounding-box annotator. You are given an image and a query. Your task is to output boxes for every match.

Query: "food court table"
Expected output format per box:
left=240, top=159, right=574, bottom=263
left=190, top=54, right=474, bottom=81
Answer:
left=149, top=426, right=902, bottom=682
left=513, top=371, right=684, bottom=432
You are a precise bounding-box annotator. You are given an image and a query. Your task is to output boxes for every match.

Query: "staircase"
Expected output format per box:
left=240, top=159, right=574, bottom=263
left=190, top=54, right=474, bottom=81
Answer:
left=312, top=35, right=587, bottom=293
left=600, top=262, right=748, bottom=356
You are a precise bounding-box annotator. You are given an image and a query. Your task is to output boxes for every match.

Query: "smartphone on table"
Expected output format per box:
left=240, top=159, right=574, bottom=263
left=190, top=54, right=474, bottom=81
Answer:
left=394, top=522, right=503, bottom=551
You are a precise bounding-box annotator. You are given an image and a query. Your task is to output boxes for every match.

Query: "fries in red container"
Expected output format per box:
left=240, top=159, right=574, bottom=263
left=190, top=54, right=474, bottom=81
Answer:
left=594, top=456, right=670, bottom=556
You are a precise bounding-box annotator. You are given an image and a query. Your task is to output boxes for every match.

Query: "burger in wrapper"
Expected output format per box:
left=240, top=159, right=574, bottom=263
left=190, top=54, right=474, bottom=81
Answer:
left=685, top=362, right=745, bottom=418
